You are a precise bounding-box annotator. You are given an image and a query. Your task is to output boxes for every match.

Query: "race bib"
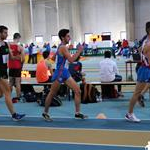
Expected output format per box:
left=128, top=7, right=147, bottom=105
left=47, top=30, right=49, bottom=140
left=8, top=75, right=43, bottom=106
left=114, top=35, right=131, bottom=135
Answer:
left=2, top=54, right=9, bottom=64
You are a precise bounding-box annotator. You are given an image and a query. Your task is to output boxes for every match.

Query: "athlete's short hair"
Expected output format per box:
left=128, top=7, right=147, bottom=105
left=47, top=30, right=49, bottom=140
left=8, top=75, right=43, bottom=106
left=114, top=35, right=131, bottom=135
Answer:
left=13, top=33, right=21, bottom=39
left=43, top=50, right=50, bottom=59
left=58, top=29, right=69, bottom=41
left=104, top=51, right=111, bottom=58
left=0, top=25, right=8, bottom=33
left=146, top=22, right=150, bottom=34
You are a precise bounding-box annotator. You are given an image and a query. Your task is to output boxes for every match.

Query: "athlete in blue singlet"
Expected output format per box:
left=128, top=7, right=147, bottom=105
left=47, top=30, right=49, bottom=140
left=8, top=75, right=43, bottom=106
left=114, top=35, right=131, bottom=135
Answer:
left=42, top=29, right=87, bottom=121
left=51, top=44, right=71, bottom=83
left=125, top=22, right=150, bottom=122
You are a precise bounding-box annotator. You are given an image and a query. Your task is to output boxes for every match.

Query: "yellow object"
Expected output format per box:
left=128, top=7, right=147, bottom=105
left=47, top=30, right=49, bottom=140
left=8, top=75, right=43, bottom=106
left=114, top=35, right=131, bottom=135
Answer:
left=25, top=53, right=56, bottom=64
left=21, top=70, right=31, bottom=78
left=24, top=53, right=43, bottom=64
left=90, top=34, right=102, bottom=42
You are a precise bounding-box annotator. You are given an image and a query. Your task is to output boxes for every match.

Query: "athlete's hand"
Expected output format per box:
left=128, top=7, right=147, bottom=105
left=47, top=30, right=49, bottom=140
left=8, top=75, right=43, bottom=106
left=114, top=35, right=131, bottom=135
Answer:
left=77, top=45, right=84, bottom=53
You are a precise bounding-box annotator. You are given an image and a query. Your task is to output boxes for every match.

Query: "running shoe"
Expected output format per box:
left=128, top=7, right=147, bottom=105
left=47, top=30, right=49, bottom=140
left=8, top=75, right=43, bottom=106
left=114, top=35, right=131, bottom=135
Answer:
left=125, top=113, right=141, bottom=122
left=75, top=113, right=88, bottom=119
left=42, top=113, right=53, bottom=122
left=12, top=113, right=26, bottom=121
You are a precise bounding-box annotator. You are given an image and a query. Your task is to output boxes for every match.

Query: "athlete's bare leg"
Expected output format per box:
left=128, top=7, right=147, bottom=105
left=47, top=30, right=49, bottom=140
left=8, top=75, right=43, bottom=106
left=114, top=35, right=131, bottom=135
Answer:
left=65, top=77, right=81, bottom=113
left=15, top=77, right=21, bottom=98
left=44, top=80, right=60, bottom=113
left=0, top=78, right=15, bottom=114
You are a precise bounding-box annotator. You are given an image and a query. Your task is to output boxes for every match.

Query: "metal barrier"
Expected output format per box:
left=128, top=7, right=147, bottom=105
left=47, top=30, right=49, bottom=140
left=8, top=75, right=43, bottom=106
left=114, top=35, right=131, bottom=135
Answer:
left=69, top=47, right=112, bottom=56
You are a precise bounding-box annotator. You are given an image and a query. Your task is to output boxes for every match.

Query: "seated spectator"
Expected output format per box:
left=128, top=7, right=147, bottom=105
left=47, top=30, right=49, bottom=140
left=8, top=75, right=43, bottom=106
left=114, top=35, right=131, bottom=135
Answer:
left=36, top=51, right=53, bottom=83
left=69, top=57, right=100, bottom=103
left=80, top=76, right=100, bottom=103
left=99, top=51, right=123, bottom=96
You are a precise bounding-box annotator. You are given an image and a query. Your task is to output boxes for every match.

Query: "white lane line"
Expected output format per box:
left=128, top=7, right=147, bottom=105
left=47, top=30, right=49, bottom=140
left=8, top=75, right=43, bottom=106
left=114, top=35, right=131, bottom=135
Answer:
left=0, top=138, right=144, bottom=148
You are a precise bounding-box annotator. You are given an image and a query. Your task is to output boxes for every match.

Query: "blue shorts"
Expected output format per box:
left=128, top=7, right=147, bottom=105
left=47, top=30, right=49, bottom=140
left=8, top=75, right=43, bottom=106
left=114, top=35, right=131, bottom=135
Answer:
left=137, top=66, right=150, bottom=83
left=51, top=68, right=71, bottom=83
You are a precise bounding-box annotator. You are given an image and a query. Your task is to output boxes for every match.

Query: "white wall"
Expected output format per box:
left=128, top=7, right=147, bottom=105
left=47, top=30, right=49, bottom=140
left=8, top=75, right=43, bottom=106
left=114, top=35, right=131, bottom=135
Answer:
left=33, top=2, right=47, bottom=40
left=33, top=0, right=126, bottom=43
left=0, top=2, right=19, bottom=40
left=134, top=0, right=150, bottom=40
left=80, top=0, right=126, bottom=42
left=33, top=0, right=70, bottom=43
left=1, top=0, right=150, bottom=43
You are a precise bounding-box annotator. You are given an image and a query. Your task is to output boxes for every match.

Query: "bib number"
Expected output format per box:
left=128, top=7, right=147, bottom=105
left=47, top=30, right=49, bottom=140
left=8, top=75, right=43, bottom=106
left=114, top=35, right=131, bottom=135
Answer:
left=2, top=54, right=9, bottom=64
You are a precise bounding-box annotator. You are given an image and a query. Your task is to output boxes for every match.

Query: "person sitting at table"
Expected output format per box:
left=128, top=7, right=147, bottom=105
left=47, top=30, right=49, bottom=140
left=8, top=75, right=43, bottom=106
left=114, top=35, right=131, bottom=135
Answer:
left=36, top=50, right=53, bottom=83
left=99, top=51, right=123, bottom=97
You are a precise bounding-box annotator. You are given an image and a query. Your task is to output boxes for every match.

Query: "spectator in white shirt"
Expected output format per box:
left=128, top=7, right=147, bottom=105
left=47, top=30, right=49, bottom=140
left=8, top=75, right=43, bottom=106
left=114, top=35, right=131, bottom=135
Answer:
left=99, top=51, right=123, bottom=95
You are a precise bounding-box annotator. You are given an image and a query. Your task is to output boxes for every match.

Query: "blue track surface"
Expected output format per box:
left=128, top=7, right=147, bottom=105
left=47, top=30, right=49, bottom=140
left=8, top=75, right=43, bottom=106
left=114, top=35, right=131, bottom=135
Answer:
left=0, top=141, right=143, bottom=150
left=0, top=117, right=150, bottom=131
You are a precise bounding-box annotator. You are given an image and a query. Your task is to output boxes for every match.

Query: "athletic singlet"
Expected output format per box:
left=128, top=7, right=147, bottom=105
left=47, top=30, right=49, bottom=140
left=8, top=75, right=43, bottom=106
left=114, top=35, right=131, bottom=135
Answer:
left=0, top=42, right=9, bottom=70
left=8, top=44, right=22, bottom=69
left=51, top=44, right=70, bottom=83
left=56, top=44, right=67, bottom=70
left=141, top=37, right=150, bottom=67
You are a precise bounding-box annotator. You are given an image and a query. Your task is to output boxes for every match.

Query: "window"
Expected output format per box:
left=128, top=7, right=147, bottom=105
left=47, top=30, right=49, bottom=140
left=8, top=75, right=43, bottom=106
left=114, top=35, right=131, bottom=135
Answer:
left=51, top=35, right=60, bottom=46
left=120, top=31, right=126, bottom=40
left=101, top=32, right=111, bottom=41
left=35, top=35, right=43, bottom=43
left=84, top=33, right=93, bottom=44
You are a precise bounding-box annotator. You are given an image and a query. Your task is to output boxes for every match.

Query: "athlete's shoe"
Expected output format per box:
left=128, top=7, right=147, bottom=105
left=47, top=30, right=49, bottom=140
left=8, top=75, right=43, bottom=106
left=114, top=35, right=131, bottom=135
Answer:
left=12, top=113, right=26, bottom=121
left=75, top=113, right=88, bottom=119
left=42, top=113, right=53, bottom=122
left=125, top=113, right=141, bottom=122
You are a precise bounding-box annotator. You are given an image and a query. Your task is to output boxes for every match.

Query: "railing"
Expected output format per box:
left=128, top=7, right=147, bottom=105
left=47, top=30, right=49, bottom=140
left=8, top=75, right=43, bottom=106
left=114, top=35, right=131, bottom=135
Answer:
left=69, top=47, right=112, bottom=56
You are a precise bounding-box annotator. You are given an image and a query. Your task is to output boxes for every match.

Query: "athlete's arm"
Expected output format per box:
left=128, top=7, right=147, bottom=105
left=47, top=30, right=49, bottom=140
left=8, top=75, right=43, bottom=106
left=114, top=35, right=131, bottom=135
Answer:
left=49, top=67, right=53, bottom=76
left=51, top=52, right=57, bottom=61
left=145, top=42, right=150, bottom=64
left=19, top=45, right=25, bottom=63
left=60, top=45, right=83, bottom=63
left=46, top=60, right=53, bottom=76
